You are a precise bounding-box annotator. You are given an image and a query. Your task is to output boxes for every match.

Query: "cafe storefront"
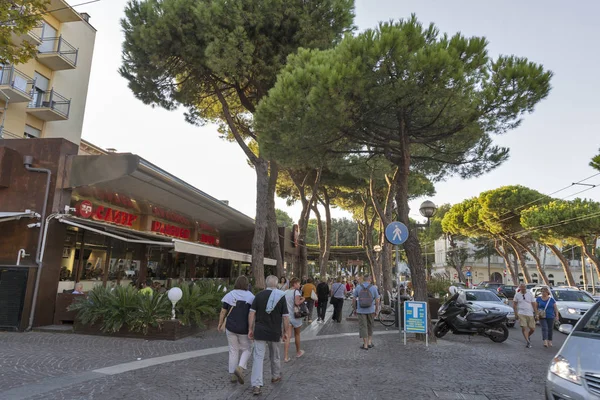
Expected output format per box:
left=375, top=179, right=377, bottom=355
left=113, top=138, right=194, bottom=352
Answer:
left=0, top=139, right=275, bottom=330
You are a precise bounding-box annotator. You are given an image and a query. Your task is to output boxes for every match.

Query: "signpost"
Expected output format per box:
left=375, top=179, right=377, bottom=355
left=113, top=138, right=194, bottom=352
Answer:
left=403, top=300, right=428, bottom=346
left=385, top=222, right=409, bottom=334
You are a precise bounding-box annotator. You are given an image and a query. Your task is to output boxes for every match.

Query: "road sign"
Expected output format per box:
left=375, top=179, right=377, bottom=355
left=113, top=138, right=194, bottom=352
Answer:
left=385, top=221, right=409, bottom=245
left=466, top=266, right=471, bottom=271
left=403, top=300, right=428, bottom=346
left=466, top=271, right=472, bottom=277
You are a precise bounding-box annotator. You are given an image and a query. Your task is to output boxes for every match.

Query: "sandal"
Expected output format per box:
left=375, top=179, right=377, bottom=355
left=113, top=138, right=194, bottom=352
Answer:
left=296, top=350, right=305, bottom=358
left=360, top=346, right=369, bottom=350
left=284, top=357, right=291, bottom=363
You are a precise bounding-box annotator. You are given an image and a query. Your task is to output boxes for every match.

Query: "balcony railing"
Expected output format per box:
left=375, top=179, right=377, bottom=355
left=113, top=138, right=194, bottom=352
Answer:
left=0, top=65, right=35, bottom=98
left=38, top=36, right=78, bottom=67
left=28, top=89, right=71, bottom=118
left=0, top=128, right=23, bottom=139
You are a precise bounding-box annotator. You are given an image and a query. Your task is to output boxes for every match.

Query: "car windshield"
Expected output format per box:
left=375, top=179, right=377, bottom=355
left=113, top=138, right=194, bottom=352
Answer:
left=465, top=291, right=501, bottom=302
left=576, top=306, right=600, bottom=335
left=552, top=290, right=595, bottom=303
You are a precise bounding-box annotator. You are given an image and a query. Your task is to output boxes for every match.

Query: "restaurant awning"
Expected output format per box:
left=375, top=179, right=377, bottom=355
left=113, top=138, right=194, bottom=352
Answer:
left=0, top=210, right=41, bottom=223
left=58, top=216, right=277, bottom=265
left=67, top=154, right=256, bottom=234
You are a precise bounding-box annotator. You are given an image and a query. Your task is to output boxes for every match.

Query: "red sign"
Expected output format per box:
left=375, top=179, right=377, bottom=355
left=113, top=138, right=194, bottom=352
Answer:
left=151, top=220, right=191, bottom=239
left=75, top=200, right=93, bottom=219
left=77, top=187, right=135, bottom=209
left=152, top=206, right=191, bottom=226
left=92, top=205, right=138, bottom=227
left=199, top=233, right=219, bottom=246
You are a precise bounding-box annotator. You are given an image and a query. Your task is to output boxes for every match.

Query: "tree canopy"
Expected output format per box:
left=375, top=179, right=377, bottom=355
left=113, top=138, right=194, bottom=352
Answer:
left=275, top=209, right=294, bottom=228
left=0, top=0, right=48, bottom=64
left=591, top=150, right=600, bottom=172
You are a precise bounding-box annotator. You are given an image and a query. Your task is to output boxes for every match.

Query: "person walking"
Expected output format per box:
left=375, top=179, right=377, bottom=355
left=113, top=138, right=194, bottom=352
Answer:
left=278, top=276, right=289, bottom=291
left=536, top=287, right=559, bottom=348
left=283, top=278, right=305, bottom=362
left=248, top=275, right=290, bottom=396
left=513, top=283, right=539, bottom=348
left=330, top=276, right=347, bottom=323
left=353, top=274, right=380, bottom=350
left=316, top=278, right=330, bottom=322
left=301, top=277, right=317, bottom=323
left=218, top=275, right=255, bottom=384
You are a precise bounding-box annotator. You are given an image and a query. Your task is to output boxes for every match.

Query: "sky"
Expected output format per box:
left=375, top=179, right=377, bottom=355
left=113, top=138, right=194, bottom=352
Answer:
left=78, top=0, right=600, bottom=224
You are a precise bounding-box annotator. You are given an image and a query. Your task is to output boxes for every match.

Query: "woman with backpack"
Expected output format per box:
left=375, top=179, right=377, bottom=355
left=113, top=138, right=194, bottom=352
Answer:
left=218, top=275, right=255, bottom=384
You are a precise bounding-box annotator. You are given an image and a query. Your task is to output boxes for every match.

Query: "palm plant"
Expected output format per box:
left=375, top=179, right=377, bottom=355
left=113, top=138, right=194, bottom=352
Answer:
left=69, top=285, right=112, bottom=326
left=175, top=283, right=220, bottom=327
left=129, top=292, right=171, bottom=334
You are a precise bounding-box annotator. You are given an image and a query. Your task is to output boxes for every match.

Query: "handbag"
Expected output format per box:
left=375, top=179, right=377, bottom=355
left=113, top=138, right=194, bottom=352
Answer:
left=293, top=290, right=309, bottom=318
left=537, top=298, right=550, bottom=319
left=311, top=289, right=318, bottom=301
left=330, top=283, right=343, bottom=305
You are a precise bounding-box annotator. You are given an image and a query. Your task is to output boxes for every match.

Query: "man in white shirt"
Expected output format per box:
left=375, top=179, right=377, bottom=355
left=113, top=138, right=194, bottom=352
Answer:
left=513, top=283, right=538, bottom=348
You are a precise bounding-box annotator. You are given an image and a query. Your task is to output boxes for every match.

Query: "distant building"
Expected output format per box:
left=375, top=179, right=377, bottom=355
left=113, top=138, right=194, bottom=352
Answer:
left=433, top=237, right=599, bottom=286
left=0, top=0, right=96, bottom=145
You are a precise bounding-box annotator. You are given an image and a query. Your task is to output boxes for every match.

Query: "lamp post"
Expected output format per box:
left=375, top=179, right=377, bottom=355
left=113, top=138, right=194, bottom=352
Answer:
left=415, top=201, right=438, bottom=280
left=168, top=287, right=183, bottom=320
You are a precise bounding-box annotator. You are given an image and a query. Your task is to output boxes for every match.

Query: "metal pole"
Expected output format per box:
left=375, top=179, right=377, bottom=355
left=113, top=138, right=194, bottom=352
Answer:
left=581, top=247, right=588, bottom=290
left=487, top=244, right=491, bottom=281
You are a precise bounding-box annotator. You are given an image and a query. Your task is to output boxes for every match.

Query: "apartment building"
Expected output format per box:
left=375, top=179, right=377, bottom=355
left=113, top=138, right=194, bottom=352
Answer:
left=0, top=0, right=96, bottom=145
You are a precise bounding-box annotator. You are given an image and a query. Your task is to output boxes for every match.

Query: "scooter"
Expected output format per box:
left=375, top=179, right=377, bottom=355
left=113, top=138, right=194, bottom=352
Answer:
left=434, top=292, right=509, bottom=343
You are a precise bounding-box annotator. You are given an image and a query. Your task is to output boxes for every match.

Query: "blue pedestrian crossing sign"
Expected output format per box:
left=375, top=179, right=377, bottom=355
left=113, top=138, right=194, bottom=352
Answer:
left=466, top=271, right=472, bottom=277
left=385, top=221, right=409, bottom=245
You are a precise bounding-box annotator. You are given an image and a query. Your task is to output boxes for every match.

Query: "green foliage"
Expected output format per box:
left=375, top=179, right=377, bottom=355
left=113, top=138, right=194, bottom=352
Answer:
left=520, top=198, right=600, bottom=245
left=331, top=218, right=359, bottom=246
left=0, top=0, right=49, bottom=64
left=427, top=276, right=453, bottom=297
left=275, top=209, right=294, bottom=228
left=591, top=150, right=600, bottom=172
left=256, top=15, right=552, bottom=180
left=70, top=281, right=228, bottom=334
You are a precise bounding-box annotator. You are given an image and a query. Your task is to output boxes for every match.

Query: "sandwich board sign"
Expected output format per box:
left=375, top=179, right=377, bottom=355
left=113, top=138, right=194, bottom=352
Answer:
left=403, top=300, right=428, bottom=347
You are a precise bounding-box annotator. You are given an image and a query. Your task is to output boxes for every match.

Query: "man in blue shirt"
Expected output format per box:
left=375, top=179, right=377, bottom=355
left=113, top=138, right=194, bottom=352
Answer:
left=353, top=274, right=380, bottom=350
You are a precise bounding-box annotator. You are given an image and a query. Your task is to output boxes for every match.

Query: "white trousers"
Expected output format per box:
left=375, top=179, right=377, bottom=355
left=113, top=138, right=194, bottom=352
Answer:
left=226, top=330, right=252, bottom=374
left=250, top=340, right=281, bottom=387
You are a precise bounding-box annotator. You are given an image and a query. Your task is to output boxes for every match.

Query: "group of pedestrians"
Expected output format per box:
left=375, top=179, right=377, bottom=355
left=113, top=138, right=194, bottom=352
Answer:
left=218, top=273, right=381, bottom=395
left=512, top=283, right=559, bottom=348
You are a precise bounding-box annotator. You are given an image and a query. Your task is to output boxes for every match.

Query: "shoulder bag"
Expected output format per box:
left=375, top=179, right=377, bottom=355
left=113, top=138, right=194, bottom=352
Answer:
left=293, top=290, right=309, bottom=318
left=537, top=298, right=551, bottom=319
left=330, top=284, right=343, bottom=305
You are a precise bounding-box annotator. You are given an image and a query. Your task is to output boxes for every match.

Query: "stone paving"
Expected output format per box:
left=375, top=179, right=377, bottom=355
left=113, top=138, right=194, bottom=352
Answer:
left=0, top=302, right=564, bottom=400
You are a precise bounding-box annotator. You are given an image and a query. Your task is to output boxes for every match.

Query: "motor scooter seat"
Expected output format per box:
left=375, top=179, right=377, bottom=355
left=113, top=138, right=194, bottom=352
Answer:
left=466, top=312, right=497, bottom=322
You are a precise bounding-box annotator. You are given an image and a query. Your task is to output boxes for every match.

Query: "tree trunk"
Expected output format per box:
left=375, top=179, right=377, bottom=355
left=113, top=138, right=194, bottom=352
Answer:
left=392, top=134, right=431, bottom=342
left=547, top=245, right=576, bottom=286
left=505, top=237, right=532, bottom=283
left=320, top=190, right=332, bottom=277
left=495, top=239, right=516, bottom=284
left=580, top=237, right=600, bottom=283
left=447, top=235, right=467, bottom=283
left=266, top=161, right=283, bottom=277
left=513, top=238, right=550, bottom=286
left=370, top=169, right=397, bottom=306
left=251, top=159, right=268, bottom=289
left=312, top=204, right=326, bottom=277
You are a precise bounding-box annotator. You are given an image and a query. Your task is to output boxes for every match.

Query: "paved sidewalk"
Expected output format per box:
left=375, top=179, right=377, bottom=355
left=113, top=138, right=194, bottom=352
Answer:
left=0, top=303, right=563, bottom=400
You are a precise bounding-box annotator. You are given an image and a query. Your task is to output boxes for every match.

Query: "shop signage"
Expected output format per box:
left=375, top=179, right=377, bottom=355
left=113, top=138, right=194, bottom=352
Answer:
left=77, top=187, right=135, bottom=209
left=151, top=220, right=191, bottom=239
left=151, top=206, right=191, bottom=226
left=199, top=233, right=219, bottom=246
left=75, top=200, right=138, bottom=227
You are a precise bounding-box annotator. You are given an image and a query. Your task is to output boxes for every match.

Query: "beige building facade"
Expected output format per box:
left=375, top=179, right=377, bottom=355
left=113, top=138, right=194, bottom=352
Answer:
left=0, top=0, right=96, bottom=146
left=433, top=238, right=600, bottom=287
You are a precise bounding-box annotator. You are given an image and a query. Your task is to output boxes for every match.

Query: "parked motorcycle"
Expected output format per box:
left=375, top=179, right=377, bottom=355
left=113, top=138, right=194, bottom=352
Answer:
left=434, top=292, right=509, bottom=343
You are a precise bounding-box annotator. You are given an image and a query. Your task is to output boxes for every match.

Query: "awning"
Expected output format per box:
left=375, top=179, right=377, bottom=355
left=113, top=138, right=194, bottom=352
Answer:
left=57, top=216, right=277, bottom=265
left=0, top=210, right=41, bottom=223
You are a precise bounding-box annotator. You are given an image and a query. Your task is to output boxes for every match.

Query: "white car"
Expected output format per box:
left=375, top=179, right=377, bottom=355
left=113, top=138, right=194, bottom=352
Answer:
left=550, top=288, right=596, bottom=330
left=460, top=289, right=516, bottom=327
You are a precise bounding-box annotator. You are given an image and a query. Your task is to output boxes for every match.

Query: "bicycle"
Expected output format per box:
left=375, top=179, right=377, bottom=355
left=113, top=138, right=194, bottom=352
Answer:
left=377, top=304, right=396, bottom=327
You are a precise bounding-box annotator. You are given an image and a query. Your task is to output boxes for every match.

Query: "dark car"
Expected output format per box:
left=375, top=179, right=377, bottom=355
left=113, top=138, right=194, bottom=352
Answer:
left=497, top=285, right=517, bottom=299
left=478, top=282, right=504, bottom=294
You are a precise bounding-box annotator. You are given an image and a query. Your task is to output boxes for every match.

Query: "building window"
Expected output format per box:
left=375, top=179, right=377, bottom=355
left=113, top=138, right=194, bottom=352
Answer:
left=32, top=72, right=50, bottom=107
left=24, top=125, right=41, bottom=139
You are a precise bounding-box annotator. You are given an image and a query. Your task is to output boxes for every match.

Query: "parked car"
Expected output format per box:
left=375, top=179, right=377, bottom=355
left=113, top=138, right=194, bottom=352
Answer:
left=478, top=282, right=504, bottom=293
left=550, top=288, right=596, bottom=330
left=497, top=284, right=517, bottom=299
left=545, top=301, right=600, bottom=399
left=459, top=289, right=516, bottom=327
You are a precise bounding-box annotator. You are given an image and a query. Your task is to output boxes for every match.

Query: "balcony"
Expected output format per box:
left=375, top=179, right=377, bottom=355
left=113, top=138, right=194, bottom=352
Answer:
left=7, top=23, right=44, bottom=47
left=0, top=65, right=35, bottom=103
left=49, top=0, right=83, bottom=22
left=0, top=129, right=23, bottom=139
left=27, top=89, right=70, bottom=121
left=37, top=36, right=78, bottom=70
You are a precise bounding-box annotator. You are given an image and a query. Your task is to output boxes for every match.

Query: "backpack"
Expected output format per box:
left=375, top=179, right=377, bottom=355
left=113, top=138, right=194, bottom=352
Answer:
left=358, top=283, right=374, bottom=308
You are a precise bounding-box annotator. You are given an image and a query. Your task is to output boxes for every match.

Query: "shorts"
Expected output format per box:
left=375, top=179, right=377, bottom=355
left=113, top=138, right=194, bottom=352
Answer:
left=358, top=313, right=374, bottom=338
left=519, top=315, right=536, bottom=329
left=289, top=317, right=302, bottom=329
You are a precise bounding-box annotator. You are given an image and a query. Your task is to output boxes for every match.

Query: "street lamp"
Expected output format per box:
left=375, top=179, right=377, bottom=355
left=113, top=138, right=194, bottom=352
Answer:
left=168, top=287, right=183, bottom=320
left=419, top=200, right=438, bottom=222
